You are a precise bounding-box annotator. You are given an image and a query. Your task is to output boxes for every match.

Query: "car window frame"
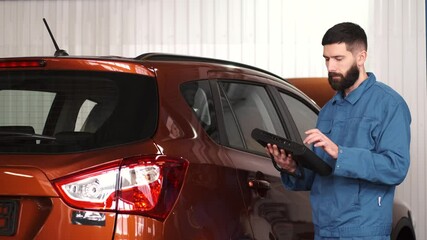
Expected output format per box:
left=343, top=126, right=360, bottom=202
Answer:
left=180, top=79, right=220, bottom=143
left=274, top=88, right=320, bottom=143
left=278, top=90, right=319, bottom=143
left=210, top=78, right=305, bottom=155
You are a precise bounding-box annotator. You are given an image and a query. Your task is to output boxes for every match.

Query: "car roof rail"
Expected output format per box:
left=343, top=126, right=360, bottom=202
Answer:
left=135, top=52, right=285, bottom=81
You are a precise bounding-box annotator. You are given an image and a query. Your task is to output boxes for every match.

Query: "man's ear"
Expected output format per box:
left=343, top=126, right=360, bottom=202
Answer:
left=357, top=50, right=367, bottom=66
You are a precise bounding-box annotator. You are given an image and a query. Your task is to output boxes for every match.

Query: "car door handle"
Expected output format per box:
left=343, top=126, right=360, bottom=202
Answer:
left=248, top=179, right=271, bottom=198
left=248, top=179, right=271, bottom=190
left=248, top=171, right=271, bottom=197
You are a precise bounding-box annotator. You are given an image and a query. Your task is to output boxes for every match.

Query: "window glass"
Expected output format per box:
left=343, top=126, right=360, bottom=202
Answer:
left=0, top=90, right=55, bottom=134
left=219, top=82, right=286, bottom=154
left=75, top=100, right=97, bottom=131
left=181, top=80, right=219, bottom=143
left=0, top=70, right=158, bottom=153
left=280, top=93, right=318, bottom=146
left=218, top=84, right=244, bottom=149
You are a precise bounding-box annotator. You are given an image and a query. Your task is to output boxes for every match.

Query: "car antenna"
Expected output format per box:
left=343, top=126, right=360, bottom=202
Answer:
left=43, top=18, right=69, bottom=57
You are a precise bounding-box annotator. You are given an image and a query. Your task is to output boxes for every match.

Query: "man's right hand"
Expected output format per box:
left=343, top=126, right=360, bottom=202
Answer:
left=266, top=143, right=297, bottom=173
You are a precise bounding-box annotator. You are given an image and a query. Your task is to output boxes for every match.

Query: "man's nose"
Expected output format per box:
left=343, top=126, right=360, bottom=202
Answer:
left=327, top=61, right=337, bottom=72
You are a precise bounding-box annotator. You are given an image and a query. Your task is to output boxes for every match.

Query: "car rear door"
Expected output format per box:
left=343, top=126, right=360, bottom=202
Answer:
left=212, top=79, right=316, bottom=240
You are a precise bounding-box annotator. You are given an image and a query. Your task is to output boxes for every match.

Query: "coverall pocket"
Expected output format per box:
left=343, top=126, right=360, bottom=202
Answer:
left=317, top=120, right=332, bottom=134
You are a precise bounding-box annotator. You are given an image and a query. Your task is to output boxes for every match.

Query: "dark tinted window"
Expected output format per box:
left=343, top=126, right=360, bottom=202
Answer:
left=0, top=70, right=158, bottom=153
left=181, top=80, right=219, bottom=143
left=280, top=92, right=317, bottom=146
left=218, top=82, right=286, bottom=154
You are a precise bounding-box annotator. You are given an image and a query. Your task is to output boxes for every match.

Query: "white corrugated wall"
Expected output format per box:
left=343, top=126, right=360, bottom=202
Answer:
left=0, top=0, right=426, bottom=238
left=369, top=1, right=427, bottom=239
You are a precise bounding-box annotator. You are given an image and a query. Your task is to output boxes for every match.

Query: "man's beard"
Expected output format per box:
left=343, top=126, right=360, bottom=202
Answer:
left=328, top=63, right=360, bottom=91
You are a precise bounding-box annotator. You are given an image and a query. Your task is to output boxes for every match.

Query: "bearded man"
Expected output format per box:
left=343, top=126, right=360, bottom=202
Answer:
left=267, top=22, right=411, bottom=240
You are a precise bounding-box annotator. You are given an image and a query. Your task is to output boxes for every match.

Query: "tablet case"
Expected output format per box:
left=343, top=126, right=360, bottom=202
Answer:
left=251, top=128, right=332, bottom=176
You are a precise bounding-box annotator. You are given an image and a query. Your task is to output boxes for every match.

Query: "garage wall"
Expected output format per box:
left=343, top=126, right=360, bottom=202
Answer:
left=369, top=1, right=427, bottom=239
left=0, top=0, right=372, bottom=78
left=0, top=0, right=426, bottom=239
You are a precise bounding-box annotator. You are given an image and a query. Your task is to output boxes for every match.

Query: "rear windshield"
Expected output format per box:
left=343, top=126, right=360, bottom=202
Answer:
left=0, top=70, right=158, bottom=153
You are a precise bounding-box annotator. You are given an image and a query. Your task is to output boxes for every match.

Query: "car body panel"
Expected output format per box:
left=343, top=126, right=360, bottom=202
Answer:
left=34, top=199, right=117, bottom=240
left=224, top=147, right=314, bottom=239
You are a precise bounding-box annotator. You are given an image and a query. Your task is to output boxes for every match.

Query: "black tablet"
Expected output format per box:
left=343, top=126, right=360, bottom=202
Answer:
left=251, top=128, right=332, bottom=176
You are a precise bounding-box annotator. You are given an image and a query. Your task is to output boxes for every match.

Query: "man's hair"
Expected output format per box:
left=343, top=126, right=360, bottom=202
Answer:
left=322, top=22, right=367, bottom=53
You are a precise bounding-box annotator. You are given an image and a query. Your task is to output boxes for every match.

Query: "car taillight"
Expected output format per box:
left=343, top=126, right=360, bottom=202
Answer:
left=0, top=60, right=46, bottom=68
left=53, top=155, right=189, bottom=220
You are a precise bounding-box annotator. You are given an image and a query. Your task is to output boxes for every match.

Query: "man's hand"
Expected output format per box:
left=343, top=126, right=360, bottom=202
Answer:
left=266, top=143, right=297, bottom=173
left=304, top=128, right=339, bottom=159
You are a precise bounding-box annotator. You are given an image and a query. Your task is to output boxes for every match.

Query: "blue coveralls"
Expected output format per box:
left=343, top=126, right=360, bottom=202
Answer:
left=282, top=73, right=411, bottom=239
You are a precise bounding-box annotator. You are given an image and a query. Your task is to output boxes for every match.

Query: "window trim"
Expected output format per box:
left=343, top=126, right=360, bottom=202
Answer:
left=269, top=86, right=320, bottom=144
left=277, top=89, right=320, bottom=144
left=212, top=79, right=301, bottom=154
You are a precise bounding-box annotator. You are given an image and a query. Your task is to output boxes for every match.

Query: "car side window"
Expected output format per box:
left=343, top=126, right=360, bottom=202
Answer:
left=181, top=80, right=219, bottom=143
left=218, top=81, right=286, bottom=154
left=280, top=92, right=318, bottom=146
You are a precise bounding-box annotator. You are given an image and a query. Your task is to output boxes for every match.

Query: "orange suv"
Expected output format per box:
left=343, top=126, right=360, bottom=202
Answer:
left=0, top=53, right=415, bottom=240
